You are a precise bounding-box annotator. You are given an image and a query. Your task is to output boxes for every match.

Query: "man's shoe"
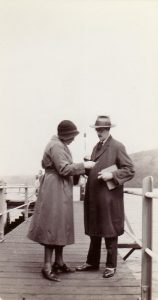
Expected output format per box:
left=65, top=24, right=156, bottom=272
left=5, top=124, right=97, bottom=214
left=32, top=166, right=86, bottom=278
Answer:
left=103, top=268, right=116, bottom=278
left=76, top=263, right=99, bottom=271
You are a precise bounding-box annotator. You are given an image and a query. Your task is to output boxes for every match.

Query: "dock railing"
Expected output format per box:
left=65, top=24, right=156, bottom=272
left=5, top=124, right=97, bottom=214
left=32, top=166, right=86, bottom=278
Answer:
left=124, top=176, right=158, bottom=300
left=0, top=183, right=36, bottom=242
left=0, top=176, right=158, bottom=300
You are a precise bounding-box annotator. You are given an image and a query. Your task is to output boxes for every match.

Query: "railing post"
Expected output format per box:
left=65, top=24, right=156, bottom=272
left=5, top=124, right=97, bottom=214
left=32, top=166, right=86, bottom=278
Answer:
left=141, top=176, right=153, bottom=300
left=24, top=185, right=29, bottom=220
left=0, top=182, right=7, bottom=242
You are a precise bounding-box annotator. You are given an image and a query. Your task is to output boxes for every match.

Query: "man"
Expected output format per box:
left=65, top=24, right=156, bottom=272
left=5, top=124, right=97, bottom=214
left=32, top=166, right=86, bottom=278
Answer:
left=76, top=115, right=135, bottom=278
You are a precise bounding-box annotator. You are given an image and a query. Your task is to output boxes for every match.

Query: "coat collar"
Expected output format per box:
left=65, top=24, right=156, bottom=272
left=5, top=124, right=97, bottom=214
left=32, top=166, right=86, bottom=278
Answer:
left=92, top=135, right=112, bottom=161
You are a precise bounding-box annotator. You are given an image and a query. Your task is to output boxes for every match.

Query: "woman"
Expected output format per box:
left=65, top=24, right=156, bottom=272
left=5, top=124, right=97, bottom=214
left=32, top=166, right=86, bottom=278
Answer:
left=27, top=120, right=95, bottom=281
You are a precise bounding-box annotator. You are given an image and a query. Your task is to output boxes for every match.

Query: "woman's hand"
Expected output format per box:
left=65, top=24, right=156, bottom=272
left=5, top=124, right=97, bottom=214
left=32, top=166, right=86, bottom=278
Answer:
left=84, top=161, right=96, bottom=169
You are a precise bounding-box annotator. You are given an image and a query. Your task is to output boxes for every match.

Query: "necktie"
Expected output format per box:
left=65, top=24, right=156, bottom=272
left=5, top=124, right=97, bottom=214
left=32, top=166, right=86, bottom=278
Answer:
left=97, top=141, right=103, bottom=151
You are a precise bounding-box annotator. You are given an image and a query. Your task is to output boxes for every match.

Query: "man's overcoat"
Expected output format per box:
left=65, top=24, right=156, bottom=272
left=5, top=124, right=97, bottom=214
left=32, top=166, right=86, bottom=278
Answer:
left=28, top=136, right=85, bottom=246
left=84, top=135, right=135, bottom=237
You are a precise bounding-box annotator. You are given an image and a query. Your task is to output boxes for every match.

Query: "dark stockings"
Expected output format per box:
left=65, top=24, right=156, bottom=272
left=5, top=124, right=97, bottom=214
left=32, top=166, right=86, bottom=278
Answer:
left=43, top=245, right=64, bottom=272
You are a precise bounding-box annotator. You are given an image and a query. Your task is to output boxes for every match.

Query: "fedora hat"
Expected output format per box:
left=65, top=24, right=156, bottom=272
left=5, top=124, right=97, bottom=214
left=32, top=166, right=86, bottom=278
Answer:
left=90, top=115, right=115, bottom=128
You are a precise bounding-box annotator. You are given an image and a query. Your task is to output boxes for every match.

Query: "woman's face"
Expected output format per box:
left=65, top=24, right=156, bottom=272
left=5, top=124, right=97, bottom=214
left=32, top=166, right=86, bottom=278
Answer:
left=65, top=137, right=75, bottom=145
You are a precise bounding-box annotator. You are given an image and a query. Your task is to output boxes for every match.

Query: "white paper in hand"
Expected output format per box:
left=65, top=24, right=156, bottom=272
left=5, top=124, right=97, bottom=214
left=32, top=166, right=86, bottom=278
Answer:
left=100, top=164, right=118, bottom=190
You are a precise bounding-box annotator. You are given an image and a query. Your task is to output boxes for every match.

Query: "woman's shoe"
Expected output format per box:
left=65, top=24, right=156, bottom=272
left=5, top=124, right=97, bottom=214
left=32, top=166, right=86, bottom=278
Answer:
left=41, top=268, right=61, bottom=281
left=52, top=262, right=75, bottom=274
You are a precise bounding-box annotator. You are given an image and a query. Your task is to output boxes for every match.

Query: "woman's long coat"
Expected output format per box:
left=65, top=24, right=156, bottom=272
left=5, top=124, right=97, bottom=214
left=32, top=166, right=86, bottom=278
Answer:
left=28, top=136, right=85, bottom=246
left=84, top=135, right=135, bottom=238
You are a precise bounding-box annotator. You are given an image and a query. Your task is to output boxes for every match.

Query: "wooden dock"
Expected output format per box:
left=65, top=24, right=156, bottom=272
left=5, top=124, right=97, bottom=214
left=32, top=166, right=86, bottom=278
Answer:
left=0, top=201, right=141, bottom=300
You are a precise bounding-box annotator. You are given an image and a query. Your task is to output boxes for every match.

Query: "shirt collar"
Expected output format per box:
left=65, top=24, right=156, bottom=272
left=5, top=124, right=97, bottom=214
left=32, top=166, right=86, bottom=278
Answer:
left=101, top=134, right=110, bottom=145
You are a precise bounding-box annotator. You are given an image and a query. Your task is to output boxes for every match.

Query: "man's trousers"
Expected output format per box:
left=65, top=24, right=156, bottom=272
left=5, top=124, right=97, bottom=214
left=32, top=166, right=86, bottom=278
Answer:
left=86, top=236, right=118, bottom=268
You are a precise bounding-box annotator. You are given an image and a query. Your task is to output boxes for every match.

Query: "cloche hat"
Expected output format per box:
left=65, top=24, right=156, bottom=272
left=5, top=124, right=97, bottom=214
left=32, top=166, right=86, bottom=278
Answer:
left=90, top=115, right=115, bottom=128
left=57, top=120, right=79, bottom=140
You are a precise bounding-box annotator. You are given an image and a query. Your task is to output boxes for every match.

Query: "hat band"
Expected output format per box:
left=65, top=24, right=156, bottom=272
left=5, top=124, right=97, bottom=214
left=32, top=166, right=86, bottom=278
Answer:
left=58, top=129, right=79, bottom=135
left=96, top=122, right=111, bottom=126
left=58, top=131, right=79, bottom=141
left=91, top=123, right=115, bottom=128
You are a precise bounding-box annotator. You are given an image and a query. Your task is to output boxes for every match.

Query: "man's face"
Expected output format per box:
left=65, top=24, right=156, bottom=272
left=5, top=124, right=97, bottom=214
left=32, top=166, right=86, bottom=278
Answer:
left=95, top=127, right=109, bottom=141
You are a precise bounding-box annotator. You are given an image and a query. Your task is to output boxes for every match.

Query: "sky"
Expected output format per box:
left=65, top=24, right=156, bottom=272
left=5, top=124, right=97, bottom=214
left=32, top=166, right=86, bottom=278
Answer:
left=0, top=0, right=158, bottom=176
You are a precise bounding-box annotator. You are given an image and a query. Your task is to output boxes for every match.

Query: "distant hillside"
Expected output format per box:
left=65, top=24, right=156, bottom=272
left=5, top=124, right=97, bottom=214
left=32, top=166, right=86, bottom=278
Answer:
left=126, top=148, right=158, bottom=188
left=1, top=149, right=158, bottom=188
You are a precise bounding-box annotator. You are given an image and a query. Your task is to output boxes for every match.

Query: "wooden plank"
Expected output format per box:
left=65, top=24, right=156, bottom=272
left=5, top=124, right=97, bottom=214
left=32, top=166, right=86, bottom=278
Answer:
left=0, top=276, right=139, bottom=285
left=0, top=285, right=141, bottom=295
left=0, top=295, right=140, bottom=300
left=0, top=201, right=140, bottom=300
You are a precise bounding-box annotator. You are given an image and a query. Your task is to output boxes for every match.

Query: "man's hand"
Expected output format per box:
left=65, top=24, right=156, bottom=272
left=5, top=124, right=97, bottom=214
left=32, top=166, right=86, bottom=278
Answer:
left=98, top=171, right=113, bottom=181
left=84, top=155, right=91, bottom=162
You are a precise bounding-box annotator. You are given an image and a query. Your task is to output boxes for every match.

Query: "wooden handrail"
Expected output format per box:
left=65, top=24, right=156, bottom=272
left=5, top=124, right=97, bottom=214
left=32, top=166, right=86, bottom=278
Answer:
left=0, top=185, right=34, bottom=189
left=124, top=189, right=143, bottom=196
left=145, top=191, right=158, bottom=199
left=124, top=189, right=158, bottom=199
left=141, top=176, right=153, bottom=300
left=145, top=248, right=158, bottom=261
left=0, top=197, right=35, bottom=217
